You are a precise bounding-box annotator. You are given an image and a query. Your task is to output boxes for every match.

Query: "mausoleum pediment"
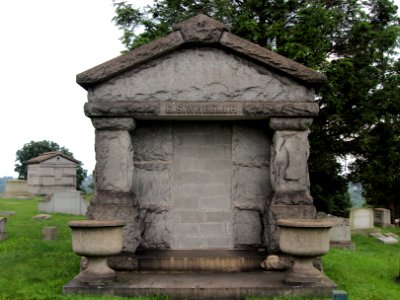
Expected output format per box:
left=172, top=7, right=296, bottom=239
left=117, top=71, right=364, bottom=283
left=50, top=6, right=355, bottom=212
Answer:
left=77, top=14, right=326, bottom=93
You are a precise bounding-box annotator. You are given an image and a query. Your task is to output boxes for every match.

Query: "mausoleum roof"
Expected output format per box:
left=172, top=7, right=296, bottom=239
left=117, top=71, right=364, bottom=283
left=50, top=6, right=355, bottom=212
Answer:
left=26, top=152, right=79, bottom=165
left=77, top=14, right=326, bottom=90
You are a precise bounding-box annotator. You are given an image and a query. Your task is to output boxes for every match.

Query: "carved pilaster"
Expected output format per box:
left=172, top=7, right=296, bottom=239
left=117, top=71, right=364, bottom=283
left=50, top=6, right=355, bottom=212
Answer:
left=92, top=118, right=135, bottom=193
left=266, top=117, right=316, bottom=253
left=269, top=118, right=313, bottom=205
left=88, top=117, right=138, bottom=252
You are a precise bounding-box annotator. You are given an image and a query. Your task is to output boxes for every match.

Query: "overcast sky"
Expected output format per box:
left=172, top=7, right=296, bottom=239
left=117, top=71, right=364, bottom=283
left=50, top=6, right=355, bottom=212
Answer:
left=0, top=0, right=151, bottom=177
left=1, top=1, right=399, bottom=178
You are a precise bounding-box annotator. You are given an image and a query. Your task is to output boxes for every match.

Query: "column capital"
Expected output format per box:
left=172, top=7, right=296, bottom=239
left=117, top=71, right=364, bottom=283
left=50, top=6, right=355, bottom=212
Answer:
left=91, top=117, right=136, bottom=131
left=269, top=117, right=313, bottom=131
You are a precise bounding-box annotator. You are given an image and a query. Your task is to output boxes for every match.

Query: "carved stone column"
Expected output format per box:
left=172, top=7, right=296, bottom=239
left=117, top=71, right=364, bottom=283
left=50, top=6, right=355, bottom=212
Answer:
left=87, top=117, right=139, bottom=252
left=265, top=117, right=317, bottom=253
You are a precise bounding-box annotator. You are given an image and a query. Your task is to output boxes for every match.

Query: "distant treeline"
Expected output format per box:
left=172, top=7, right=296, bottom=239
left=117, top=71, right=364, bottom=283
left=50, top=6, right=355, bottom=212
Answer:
left=0, top=176, right=14, bottom=193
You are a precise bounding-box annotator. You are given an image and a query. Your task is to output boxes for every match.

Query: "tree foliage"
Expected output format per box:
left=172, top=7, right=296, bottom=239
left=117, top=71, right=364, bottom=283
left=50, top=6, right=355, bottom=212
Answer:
left=14, top=140, right=88, bottom=191
left=112, top=0, right=400, bottom=214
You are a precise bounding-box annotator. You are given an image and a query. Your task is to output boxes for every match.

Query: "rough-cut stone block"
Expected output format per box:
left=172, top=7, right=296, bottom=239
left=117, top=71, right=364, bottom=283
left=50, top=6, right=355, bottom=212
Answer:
left=92, top=191, right=134, bottom=206
left=141, top=210, right=171, bottom=249
left=234, top=209, right=262, bottom=246
left=87, top=204, right=139, bottom=252
left=132, top=122, right=173, bottom=162
left=133, top=163, right=171, bottom=207
left=95, top=130, right=133, bottom=192
left=267, top=205, right=316, bottom=223
left=233, top=165, right=270, bottom=210
left=233, top=123, right=271, bottom=166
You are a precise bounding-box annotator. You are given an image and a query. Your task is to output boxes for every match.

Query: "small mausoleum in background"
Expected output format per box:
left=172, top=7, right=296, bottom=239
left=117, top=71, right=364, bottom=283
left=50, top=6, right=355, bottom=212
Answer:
left=27, top=152, right=79, bottom=195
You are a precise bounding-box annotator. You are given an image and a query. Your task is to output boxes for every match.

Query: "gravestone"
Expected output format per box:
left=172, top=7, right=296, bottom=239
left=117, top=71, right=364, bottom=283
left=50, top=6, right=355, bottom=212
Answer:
left=3, top=179, right=30, bottom=197
left=373, top=208, right=392, bottom=227
left=0, top=217, right=7, bottom=241
left=349, top=208, right=374, bottom=230
left=321, top=216, right=354, bottom=250
left=64, top=14, right=336, bottom=298
left=42, top=227, right=57, bottom=240
left=39, top=191, right=87, bottom=216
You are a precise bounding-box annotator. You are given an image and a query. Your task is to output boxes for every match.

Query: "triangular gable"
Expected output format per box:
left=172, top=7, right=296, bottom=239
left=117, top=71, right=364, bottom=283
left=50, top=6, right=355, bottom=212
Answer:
left=77, top=14, right=326, bottom=89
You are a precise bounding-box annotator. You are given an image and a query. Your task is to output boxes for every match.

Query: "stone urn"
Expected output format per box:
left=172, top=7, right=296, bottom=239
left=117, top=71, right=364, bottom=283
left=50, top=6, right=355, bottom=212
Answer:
left=277, top=219, right=334, bottom=284
left=68, top=220, right=126, bottom=285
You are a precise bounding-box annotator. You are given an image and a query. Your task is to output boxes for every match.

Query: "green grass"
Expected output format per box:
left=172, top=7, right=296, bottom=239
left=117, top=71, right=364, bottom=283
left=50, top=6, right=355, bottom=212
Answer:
left=1, top=197, right=400, bottom=299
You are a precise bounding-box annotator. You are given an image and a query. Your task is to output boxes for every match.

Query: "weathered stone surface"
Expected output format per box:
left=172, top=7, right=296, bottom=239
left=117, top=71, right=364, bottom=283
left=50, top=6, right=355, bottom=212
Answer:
left=84, top=101, right=319, bottom=119
left=95, top=130, right=134, bottom=192
left=271, top=130, right=310, bottom=193
left=77, top=31, right=185, bottom=88
left=88, top=48, right=315, bottom=103
left=39, top=191, right=88, bottom=216
left=133, top=163, right=172, bottom=208
left=269, top=117, right=313, bottom=131
left=265, top=205, right=317, bottom=253
left=87, top=204, right=139, bottom=252
left=32, top=214, right=52, bottom=220
left=260, top=255, right=293, bottom=270
left=132, top=122, right=173, bottom=162
left=220, top=31, right=327, bottom=85
left=233, top=165, right=270, bottom=210
left=91, top=117, right=135, bottom=131
left=271, top=191, right=313, bottom=205
left=91, top=191, right=134, bottom=206
left=140, top=209, right=171, bottom=249
left=78, top=15, right=326, bottom=91
left=232, top=123, right=271, bottom=166
left=27, top=153, right=78, bottom=196
left=173, top=14, right=227, bottom=43
left=234, top=209, right=263, bottom=247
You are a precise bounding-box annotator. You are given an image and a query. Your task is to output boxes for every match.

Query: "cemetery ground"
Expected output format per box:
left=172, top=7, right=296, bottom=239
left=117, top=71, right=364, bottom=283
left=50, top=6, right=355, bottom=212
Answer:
left=1, top=197, right=400, bottom=300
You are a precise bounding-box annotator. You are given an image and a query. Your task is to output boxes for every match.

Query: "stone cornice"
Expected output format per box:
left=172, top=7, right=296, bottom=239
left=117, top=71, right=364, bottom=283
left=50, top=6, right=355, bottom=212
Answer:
left=77, top=14, right=326, bottom=89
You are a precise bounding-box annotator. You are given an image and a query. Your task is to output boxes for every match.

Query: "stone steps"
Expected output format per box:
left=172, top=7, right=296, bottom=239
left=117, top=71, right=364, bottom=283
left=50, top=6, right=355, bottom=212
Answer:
left=108, top=249, right=267, bottom=272
left=64, top=271, right=337, bottom=299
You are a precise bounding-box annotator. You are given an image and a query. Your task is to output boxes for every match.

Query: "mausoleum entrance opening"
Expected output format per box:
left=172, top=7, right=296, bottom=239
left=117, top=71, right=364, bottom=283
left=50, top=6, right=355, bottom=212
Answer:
left=132, top=120, right=272, bottom=250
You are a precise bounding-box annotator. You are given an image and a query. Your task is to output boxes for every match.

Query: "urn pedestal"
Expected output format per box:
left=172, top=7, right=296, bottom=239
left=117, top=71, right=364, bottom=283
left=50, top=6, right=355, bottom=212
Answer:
left=277, top=219, right=333, bottom=284
left=68, top=220, right=125, bottom=285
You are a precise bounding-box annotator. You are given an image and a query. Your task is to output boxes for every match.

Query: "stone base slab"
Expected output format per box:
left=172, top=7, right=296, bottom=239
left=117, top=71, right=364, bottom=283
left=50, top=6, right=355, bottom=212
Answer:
left=64, top=271, right=336, bottom=299
left=108, top=250, right=266, bottom=272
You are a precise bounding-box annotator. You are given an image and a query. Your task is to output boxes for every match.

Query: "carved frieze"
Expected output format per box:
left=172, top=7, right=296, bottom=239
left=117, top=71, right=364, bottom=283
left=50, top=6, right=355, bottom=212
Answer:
left=85, top=101, right=319, bottom=119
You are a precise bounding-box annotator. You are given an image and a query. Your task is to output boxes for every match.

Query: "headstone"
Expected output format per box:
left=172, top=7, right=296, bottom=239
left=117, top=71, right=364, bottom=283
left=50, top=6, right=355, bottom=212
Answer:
left=0, top=217, right=7, bottom=241
left=38, top=191, right=88, bottom=215
left=378, top=236, right=398, bottom=244
left=373, top=208, right=392, bottom=227
left=318, top=215, right=354, bottom=249
left=3, top=179, right=31, bottom=197
left=42, top=227, right=57, bottom=240
left=32, top=214, right=52, bottom=220
left=349, top=208, right=374, bottom=230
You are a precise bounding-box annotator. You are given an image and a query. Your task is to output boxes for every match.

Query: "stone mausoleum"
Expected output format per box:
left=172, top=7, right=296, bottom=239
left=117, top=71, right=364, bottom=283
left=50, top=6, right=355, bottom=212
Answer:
left=27, top=152, right=79, bottom=195
left=65, top=15, right=335, bottom=298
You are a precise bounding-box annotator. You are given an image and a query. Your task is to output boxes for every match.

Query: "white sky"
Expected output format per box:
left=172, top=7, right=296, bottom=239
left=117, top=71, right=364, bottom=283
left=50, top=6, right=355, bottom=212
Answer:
left=0, top=0, right=151, bottom=177
left=0, top=1, right=399, bottom=177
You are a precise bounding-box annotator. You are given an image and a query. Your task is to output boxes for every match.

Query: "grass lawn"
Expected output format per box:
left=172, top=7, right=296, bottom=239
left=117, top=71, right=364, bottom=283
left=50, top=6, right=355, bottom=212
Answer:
left=1, top=197, right=400, bottom=300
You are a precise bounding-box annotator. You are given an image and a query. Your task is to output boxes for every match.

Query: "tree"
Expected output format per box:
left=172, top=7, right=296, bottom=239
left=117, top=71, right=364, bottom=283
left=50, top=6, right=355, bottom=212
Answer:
left=112, top=0, right=400, bottom=213
left=14, top=140, right=88, bottom=191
